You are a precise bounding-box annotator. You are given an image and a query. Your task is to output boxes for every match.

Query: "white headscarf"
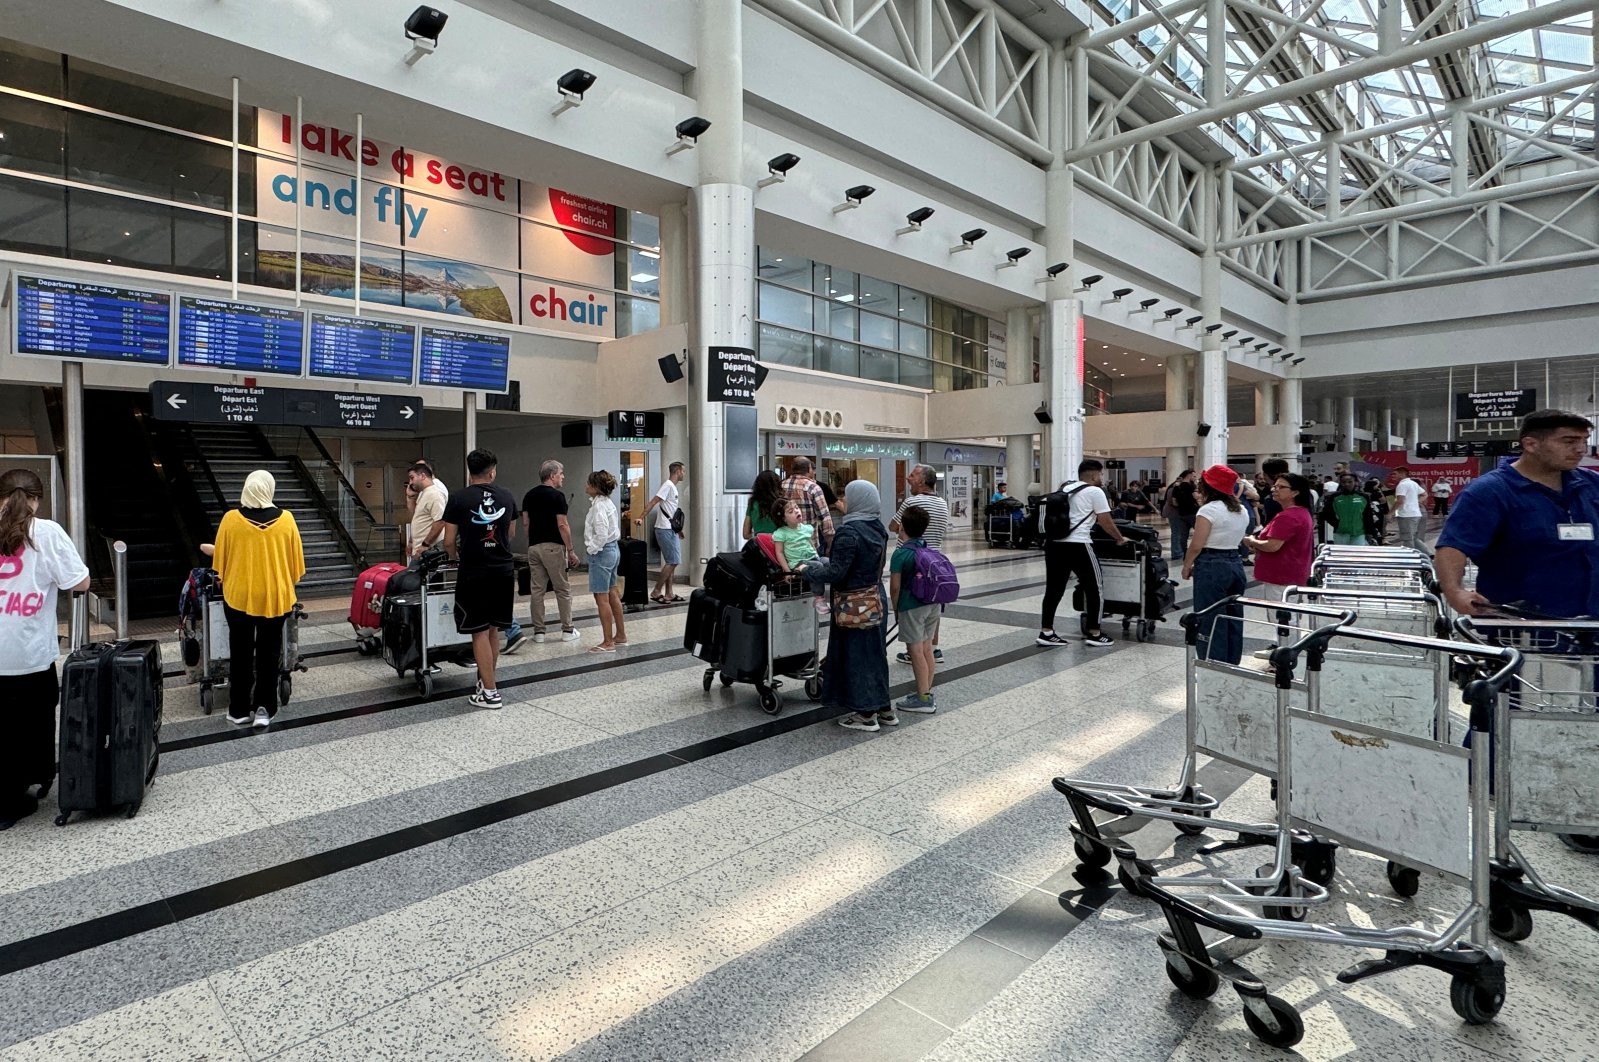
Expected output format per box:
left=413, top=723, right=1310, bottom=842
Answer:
left=240, top=470, right=276, bottom=509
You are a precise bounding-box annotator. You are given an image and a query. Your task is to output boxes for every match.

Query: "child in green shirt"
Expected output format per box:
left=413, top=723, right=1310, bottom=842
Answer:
left=888, top=505, right=938, bottom=714
left=774, top=500, right=827, bottom=614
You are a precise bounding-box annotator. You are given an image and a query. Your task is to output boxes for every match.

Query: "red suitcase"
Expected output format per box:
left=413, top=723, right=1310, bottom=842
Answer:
left=350, top=562, right=406, bottom=653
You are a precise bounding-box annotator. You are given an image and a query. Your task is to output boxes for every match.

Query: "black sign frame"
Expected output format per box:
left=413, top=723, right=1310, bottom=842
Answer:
left=707, top=345, right=758, bottom=406
left=1454, top=389, right=1536, bottom=421
left=150, top=382, right=423, bottom=431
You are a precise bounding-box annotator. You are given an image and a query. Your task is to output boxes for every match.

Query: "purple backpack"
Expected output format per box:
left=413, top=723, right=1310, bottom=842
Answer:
left=909, top=546, right=960, bottom=605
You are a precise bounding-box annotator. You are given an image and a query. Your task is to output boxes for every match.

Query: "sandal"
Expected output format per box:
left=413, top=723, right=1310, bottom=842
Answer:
left=587, top=644, right=615, bottom=654
left=668, top=595, right=685, bottom=603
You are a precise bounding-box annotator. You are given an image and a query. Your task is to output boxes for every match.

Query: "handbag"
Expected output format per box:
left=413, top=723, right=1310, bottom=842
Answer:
left=832, top=585, right=884, bottom=629
left=669, top=507, right=686, bottom=535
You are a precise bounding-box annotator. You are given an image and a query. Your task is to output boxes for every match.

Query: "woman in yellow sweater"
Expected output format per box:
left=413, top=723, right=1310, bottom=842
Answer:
left=212, top=470, right=305, bottom=728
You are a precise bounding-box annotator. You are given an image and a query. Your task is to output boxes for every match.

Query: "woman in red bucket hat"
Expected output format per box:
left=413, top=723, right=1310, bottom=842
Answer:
left=1181, top=465, right=1251, bottom=663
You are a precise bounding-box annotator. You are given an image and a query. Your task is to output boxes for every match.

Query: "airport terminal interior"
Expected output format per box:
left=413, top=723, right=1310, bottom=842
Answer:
left=0, top=0, right=1596, bottom=1058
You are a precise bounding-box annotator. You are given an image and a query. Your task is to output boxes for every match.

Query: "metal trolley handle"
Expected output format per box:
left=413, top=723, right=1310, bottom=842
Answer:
left=1339, top=622, right=1523, bottom=731
left=1182, top=597, right=1356, bottom=686
left=1285, top=585, right=1450, bottom=635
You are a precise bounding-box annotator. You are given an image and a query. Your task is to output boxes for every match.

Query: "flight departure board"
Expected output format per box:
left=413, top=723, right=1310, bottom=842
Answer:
left=418, top=326, right=511, bottom=392
left=177, top=296, right=305, bottom=376
left=13, top=275, right=171, bottom=365
left=306, top=312, right=416, bottom=386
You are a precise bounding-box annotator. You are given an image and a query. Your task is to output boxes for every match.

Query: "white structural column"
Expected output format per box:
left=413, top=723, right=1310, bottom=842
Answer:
left=1004, top=306, right=1036, bottom=491
left=1165, top=354, right=1191, bottom=483
left=1339, top=397, right=1357, bottom=452
left=687, top=0, right=754, bottom=572
left=1197, top=168, right=1227, bottom=468
left=1254, top=381, right=1277, bottom=428
left=1407, top=417, right=1422, bottom=455
left=658, top=204, right=691, bottom=327
left=1280, top=236, right=1304, bottom=470
left=1041, top=44, right=1084, bottom=488
left=1380, top=406, right=1394, bottom=449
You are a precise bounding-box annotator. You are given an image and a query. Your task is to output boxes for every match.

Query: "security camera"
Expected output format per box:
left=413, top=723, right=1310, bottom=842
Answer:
left=667, top=116, right=712, bottom=154
left=998, top=247, right=1031, bottom=269
left=551, top=69, right=597, bottom=115
left=759, top=152, right=801, bottom=187
left=950, top=228, right=986, bottom=253
left=834, top=184, right=875, bottom=212
left=1074, top=274, right=1103, bottom=293
left=1109, top=287, right=1133, bottom=301
left=896, top=206, right=935, bottom=234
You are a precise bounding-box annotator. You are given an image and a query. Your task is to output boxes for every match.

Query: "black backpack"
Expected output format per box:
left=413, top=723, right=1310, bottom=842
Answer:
left=1042, top=484, right=1091, bottom=539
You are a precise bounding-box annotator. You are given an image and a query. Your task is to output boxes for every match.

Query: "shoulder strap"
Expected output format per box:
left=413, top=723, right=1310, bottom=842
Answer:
left=1063, top=484, right=1096, bottom=536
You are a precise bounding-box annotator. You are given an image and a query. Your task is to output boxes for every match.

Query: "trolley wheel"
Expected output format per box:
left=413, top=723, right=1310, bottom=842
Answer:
left=278, top=676, right=292, bottom=707
left=1242, top=994, right=1304, bottom=1049
left=1386, top=861, right=1421, bottom=898
left=1165, top=957, right=1219, bottom=1000
left=1175, top=809, right=1211, bottom=837
left=1118, top=856, right=1156, bottom=897
left=123, top=802, right=140, bottom=819
left=759, top=689, right=781, bottom=715
left=702, top=669, right=715, bottom=692
left=1121, top=618, right=1131, bottom=632
left=417, top=671, right=434, bottom=697
left=1074, top=836, right=1112, bottom=870
left=1301, top=849, right=1337, bottom=888
left=54, top=812, right=70, bottom=827
left=199, top=684, right=214, bottom=715
left=1558, top=833, right=1599, bottom=854
left=1488, top=903, right=1534, bottom=943
left=805, top=676, right=822, bottom=701
left=1450, top=974, right=1506, bottom=1025
left=34, top=779, right=51, bottom=801
left=1250, top=872, right=1305, bottom=922
left=1137, top=620, right=1151, bottom=643
left=720, top=675, right=735, bottom=688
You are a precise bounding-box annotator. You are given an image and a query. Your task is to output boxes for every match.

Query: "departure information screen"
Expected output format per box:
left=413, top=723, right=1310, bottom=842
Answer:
left=418, top=326, right=510, bottom=391
left=13, top=275, right=171, bottom=364
left=177, top=296, right=305, bottom=376
left=306, top=312, right=416, bottom=385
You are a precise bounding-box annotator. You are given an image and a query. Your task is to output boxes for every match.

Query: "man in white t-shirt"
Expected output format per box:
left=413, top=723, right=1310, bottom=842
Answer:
left=1037, top=459, right=1127, bottom=648
left=1391, top=465, right=1430, bottom=554
left=644, top=461, right=686, bottom=602
left=1431, top=478, right=1453, bottom=516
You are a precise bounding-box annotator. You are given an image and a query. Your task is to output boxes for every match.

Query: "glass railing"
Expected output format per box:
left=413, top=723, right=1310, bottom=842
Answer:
left=257, top=426, right=403, bottom=567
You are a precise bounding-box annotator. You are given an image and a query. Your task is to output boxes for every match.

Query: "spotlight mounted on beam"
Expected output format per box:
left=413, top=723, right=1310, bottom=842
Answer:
left=1129, top=297, right=1158, bottom=314
left=950, top=228, right=986, bottom=253
left=997, top=247, right=1031, bottom=269
left=757, top=152, right=801, bottom=188
left=403, top=6, right=448, bottom=65
left=1183, top=315, right=1203, bottom=328
left=1221, top=329, right=1238, bottom=339
left=1290, top=357, right=1306, bottom=366
left=1204, top=323, right=1223, bottom=333
left=1074, top=274, right=1103, bottom=293
left=833, top=184, right=876, bottom=213
left=1108, top=287, right=1133, bottom=302
left=666, top=116, right=711, bottom=155
left=1038, top=262, right=1069, bottom=284
left=550, top=69, right=597, bottom=116
left=1269, top=346, right=1283, bottom=356
left=1162, top=308, right=1182, bottom=319
left=896, top=206, right=935, bottom=235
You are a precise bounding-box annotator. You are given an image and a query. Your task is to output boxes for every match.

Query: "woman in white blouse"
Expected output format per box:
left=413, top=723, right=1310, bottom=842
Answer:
left=1181, top=465, right=1251, bottom=664
left=583, top=470, right=626, bottom=653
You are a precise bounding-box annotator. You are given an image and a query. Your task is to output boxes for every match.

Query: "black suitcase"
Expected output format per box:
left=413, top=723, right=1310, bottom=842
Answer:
left=719, top=607, right=768, bottom=682
left=684, top=589, right=726, bottom=662
left=382, top=594, right=424, bottom=674
left=704, top=551, right=766, bottom=609
left=57, top=639, right=163, bottom=825
left=620, top=537, right=649, bottom=608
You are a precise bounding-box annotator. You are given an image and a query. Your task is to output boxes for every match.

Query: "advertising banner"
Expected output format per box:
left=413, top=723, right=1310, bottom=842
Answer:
left=1357, top=451, right=1478, bottom=495
left=254, top=111, right=618, bottom=337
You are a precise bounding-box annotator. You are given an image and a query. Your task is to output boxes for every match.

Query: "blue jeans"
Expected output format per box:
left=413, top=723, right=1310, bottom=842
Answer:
left=1167, top=516, right=1192, bottom=560
left=1192, top=550, right=1247, bottom=665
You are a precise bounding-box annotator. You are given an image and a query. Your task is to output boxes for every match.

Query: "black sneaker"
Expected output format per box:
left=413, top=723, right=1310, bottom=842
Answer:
left=1035, top=631, right=1069, bottom=647
left=932, top=648, right=944, bottom=663
left=1082, top=632, right=1115, bottom=648
left=895, top=651, right=913, bottom=664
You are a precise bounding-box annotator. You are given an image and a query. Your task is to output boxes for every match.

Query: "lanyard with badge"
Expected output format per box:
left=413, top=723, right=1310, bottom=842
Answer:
left=1557, top=494, right=1595, bottom=541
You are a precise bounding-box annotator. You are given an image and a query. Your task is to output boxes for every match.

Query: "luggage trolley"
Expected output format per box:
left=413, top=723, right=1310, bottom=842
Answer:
left=1310, top=546, right=1435, bottom=594
left=1055, top=597, right=1354, bottom=887
left=383, top=560, right=475, bottom=696
left=1456, top=616, right=1599, bottom=941
left=182, top=571, right=306, bottom=714
left=700, top=573, right=822, bottom=715
left=1120, top=630, right=1522, bottom=1048
left=1075, top=524, right=1175, bottom=643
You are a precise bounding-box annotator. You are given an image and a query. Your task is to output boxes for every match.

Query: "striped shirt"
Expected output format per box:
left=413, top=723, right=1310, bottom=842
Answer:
left=782, top=476, right=835, bottom=550
left=894, top=492, right=951, bottom=548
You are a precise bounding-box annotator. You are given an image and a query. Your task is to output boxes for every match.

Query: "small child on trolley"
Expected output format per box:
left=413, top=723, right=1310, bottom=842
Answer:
left=773, top=500, right=829, bottom=615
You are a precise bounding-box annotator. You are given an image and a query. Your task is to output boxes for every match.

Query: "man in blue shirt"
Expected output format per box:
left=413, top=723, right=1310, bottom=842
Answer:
left=1436, top=410, right=1599, bottom=618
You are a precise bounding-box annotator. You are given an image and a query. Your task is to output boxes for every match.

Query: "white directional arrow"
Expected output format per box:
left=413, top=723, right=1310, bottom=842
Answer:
left=166, top=393, right=187, bottom=410
left=400, top=405, right=415, bottom=420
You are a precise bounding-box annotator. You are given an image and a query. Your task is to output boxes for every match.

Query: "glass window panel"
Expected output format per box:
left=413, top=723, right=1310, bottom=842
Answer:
left=860, top=346, right=898, bottom=384
left=759, top=282, right=811, bottom=329
left=0, top=39, right=63, bottom=95
left=814, top=264, right=857, bottom=302
left=627, top=209, right=660, bottom=250
left=173, top=207, right=236, bottom=280
left=900, top=323, right=928, bottom=356
left=0, top=173, right=66, bottom=257
left=757, top=247, right=811, bottom=288
left=857, top=275, right=895, bottom=314
left=616, top=296, right=661, bottom=337
left=859, top=309, right=897, bottom=349
left=759, top=323, right=812, bottom=369
left=898, top=354, right=932, bottom=390
left=815, top=297, right=857, bottom=340
left=628, top=247, right=660, bottom=298
left=66, top=57, right=237, bottom=141
left=0, top=94, right=64, bottom=178
left=899, top=287, right=928, bottom=323
left=66, top=109, right=239, bottom=210
left=67, top=187, right=175, bottom=271
left=813, top=337, right=858, bottom=376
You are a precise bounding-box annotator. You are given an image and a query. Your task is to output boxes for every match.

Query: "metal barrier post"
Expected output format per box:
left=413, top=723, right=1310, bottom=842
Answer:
left=112, top=539, right=128, bottom=640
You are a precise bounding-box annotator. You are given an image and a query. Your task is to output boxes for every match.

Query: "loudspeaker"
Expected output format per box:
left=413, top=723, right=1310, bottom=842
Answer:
left=754, top=363, right=770, bottom=391
left=1197, top=422, right=1212, bottom=437
left=1033, top=403, right=1052, bottom=424
left=560, top=421, right=592, bottom=448
left=658, top=354, right=685, bottom=383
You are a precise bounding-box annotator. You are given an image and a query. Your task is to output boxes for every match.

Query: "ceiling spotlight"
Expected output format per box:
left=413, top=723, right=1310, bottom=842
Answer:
left=758, top=152, right=801, bottom=188
left=1269, top=346, right=1282, bottom=355
left=834, top=184, right=876, bottom=213
left=998, top=247, right=1031, bottom=269
left=896, top=206, right=935, bottom=235
left=1253, top=341, right=1270, bottom=351
left=1038, top=262, right=1069, bottom=284
left=1129, top=298, right=1159, bottom=314
left=1109, top=287, right=1133, bottom=302
left=667, top=116, right=712, bottom=155
left=950, top=228, right=987, bottom=253
left=1204, top=323, right=1223, bottom=333
left=1162, top=308, right=1182, bottom=319
left=403, top=5, right=447, bottom=64
left=1221, top=329, right=1238, bottom=339
left=550, top=69, right=597, bottom=116
left=1239, top=335, right=1255, bottom=346
left=1074, top=274, right=1103, bottom=293
left=1184, top=315, right=1203, bottom=327
left=1291, top=357, right=1306, bottom=365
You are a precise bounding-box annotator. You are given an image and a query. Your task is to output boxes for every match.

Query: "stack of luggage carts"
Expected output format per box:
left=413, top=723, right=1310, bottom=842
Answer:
left=1047, top=545, right=1574, bottom=1049
left=985, top=498, right=1026, bottom=548
left=684, top=538, right=821, bottom=715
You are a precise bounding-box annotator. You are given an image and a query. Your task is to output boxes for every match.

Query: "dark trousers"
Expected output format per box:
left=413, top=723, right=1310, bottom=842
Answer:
left=1041, top=541, right=1103, bottom=632
left=1167, top=516, right=1193, bottom=560
left=1193, top=551, right=1248, bottom=664
left=1, top=665, right=58, bottom=804
left=1433, top=497, right=1450, bottom=516
left=225, top=604, right=286, bottom=715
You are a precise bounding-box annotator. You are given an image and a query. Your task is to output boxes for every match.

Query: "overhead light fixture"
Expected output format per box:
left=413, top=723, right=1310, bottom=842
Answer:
left=550, top=69, right=596, bottom=115
left=1204, top=323, right=1223, bottom=333
left=1129, top=297, right=1158, bottom=314
left=667, top=116, right=711, bottom=155
left=950, top=228, right=986, bottom=253
left=1253, top=341, right=1269, bottom=352
left=1184, top=315, right=1203, bottom=328
left=758, top=152, right=801, bottom=188
left=1162, top=308, right=1182, bottom=319
left=896, top=206, right=935, bottom=235
left=1109, top=287, right=1133, bottom=302
left=403, top=6, right=447, bottom=64
left=1239, top=335, right=1255, bottom=346
left=1290, top=357, right=1305, bottom=366
left=1221, top=329, right=1238, bottom=339
left=833, top=184, right=876, bottom=213
left=1038, top=262, right=1069, bottom=284
left=1269, top=346, right=1282, bottom=355
left=1074, top=274, right=1103, bottom=293
left=998, top=247, right=1031, bottom=269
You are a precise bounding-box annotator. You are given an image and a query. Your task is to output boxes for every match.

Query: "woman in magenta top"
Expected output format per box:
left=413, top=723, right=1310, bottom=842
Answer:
left=1245, top=473, right=1315, bottom=600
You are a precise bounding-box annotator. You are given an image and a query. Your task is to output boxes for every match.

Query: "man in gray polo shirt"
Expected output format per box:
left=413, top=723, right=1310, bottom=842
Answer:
left=890, top=463, right=951, bottom=665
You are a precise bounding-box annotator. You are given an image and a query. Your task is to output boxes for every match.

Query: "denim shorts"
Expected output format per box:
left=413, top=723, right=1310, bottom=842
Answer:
left=587, top=541, right=620, bottom=594
left=655, top=526, right=682, bottom=565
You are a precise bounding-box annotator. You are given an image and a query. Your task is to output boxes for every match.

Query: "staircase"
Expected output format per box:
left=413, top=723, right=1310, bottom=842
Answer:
left=182, top=425, right=361, bottom=597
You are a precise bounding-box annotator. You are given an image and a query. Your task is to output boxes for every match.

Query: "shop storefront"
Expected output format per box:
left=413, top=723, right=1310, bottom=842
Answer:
left=922, top=443, right=1006, bottom=531
left=819, top=437, right=920, bottom=512
left=767, top=433, right=818, bottom=479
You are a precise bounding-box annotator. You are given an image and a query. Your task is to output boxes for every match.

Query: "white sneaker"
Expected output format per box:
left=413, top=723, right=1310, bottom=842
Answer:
left=252, top=708, right=271, bottom=729
left=561, top=628, right=581, bottom=642
left=533, top=632, right=547, bottom=644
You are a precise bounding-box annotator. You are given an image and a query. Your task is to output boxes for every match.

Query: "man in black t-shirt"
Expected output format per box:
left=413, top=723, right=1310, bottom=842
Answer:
left=443, top=448, right=519, bottom=710
left=521, top=459, right=580, bottom=643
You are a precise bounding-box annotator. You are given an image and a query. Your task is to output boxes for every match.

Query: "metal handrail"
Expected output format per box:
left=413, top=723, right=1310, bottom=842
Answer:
left=282, top=454, right=369, bottom=572
left=302, top=427, right=385, bottom=530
